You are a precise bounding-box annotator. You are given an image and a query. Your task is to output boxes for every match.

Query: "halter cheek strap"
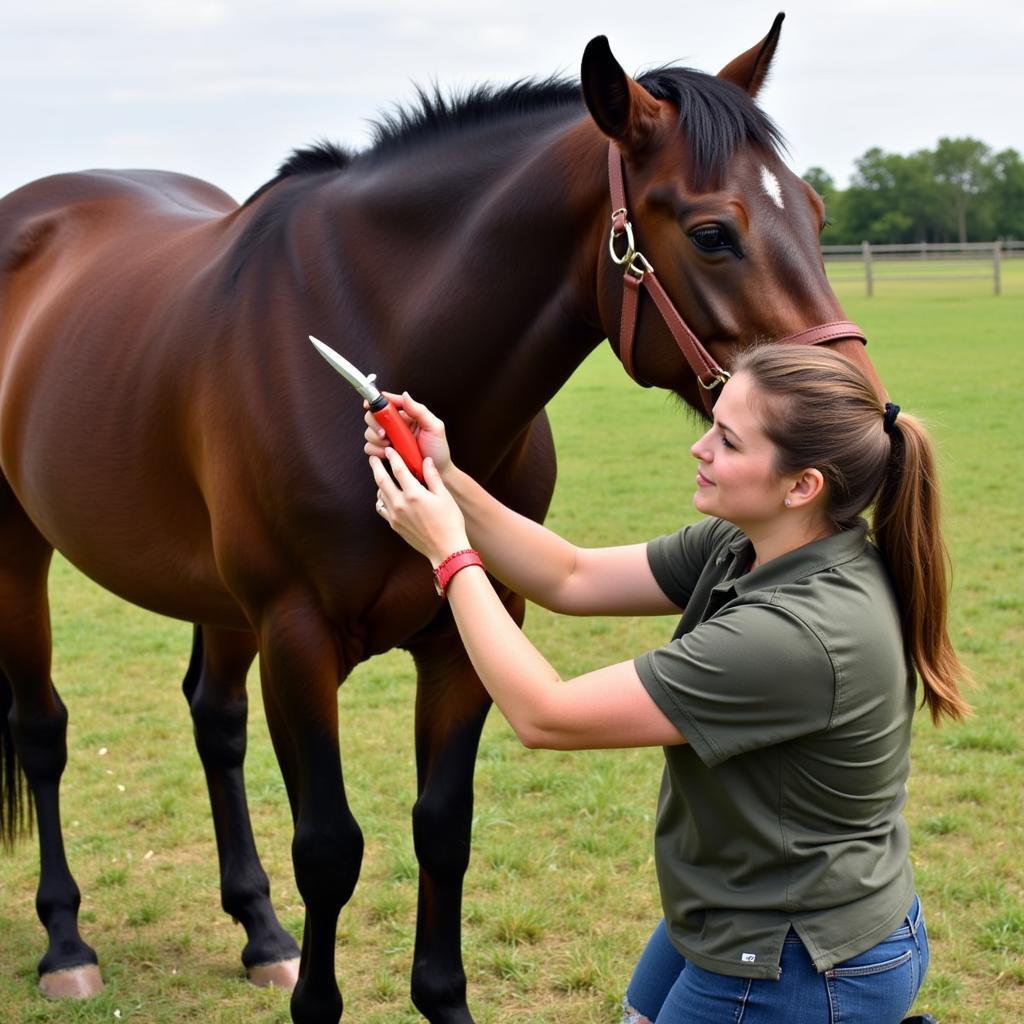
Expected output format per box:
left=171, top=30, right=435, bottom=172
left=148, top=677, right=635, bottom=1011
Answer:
left=607, top=143, right=867, bottom=413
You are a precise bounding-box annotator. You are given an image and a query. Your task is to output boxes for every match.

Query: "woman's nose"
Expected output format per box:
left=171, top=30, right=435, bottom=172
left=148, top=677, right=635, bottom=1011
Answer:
left=691, top=431, right=713, bottom=461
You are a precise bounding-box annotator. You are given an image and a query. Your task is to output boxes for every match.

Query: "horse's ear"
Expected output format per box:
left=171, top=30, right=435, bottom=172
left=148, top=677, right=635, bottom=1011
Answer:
left=716, top=12, right=785, bottom=98
left=581, top=36, right=661, bottom=150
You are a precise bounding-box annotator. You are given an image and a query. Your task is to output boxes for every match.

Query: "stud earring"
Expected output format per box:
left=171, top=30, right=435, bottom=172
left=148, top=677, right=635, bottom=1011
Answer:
left=784, top=498, right=792, bottom=507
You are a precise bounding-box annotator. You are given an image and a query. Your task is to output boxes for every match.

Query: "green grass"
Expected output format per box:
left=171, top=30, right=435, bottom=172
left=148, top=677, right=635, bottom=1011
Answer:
left=0, top=276, right=1021, bottom=1022
left=822, top=271, right=1024, bottom=1023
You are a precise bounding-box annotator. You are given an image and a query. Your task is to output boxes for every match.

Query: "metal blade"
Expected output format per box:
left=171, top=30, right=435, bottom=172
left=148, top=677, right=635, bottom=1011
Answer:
left=308, top=335, right=381, bottom=402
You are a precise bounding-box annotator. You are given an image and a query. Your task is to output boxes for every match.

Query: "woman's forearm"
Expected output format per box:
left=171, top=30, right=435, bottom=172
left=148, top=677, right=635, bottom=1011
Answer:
left=441, top=464, right=677, bottom=617
left=443, top=563, right=563, bottom=745
left=441, top=463, right=581, bottom=609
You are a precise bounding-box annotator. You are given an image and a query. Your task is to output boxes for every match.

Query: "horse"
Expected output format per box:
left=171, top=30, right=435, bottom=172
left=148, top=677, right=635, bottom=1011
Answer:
left=0, top=15, right=880, bottom=1024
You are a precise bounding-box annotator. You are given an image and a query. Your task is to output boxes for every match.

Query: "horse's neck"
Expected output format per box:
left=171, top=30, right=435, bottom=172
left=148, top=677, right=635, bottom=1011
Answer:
left=296, top=121, right=610, bottom=461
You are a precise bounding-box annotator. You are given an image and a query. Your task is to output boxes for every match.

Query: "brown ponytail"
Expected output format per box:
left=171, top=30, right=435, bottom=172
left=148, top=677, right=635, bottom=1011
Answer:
left=733, top=345, right=972, bottom=724
left=872, top=413, right=971, bottom=722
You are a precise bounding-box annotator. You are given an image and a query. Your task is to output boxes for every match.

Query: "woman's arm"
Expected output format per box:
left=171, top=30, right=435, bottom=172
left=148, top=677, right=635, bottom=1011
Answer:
left=365, top=393, right=681, bottom=617
left=368, top=449, right=686, bottom=751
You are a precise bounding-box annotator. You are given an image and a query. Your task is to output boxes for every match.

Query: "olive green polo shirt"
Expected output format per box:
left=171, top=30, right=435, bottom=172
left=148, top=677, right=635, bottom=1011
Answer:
left=634, top=517, right=916, bottom=980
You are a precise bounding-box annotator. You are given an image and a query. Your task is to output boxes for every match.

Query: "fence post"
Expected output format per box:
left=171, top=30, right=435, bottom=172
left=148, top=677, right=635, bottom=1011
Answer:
left=862, top=241, right=874, bottom=297
left=994, top=241, right=1002, bottom=296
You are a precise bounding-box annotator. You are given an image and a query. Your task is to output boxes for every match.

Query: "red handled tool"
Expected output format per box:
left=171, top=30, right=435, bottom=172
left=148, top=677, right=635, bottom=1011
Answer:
left=309, top=335, right=425, bottom=482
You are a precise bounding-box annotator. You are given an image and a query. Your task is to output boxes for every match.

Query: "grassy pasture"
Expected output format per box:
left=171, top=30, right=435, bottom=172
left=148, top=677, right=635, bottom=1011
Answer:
left=0, top=270, right=1021, bottom=1023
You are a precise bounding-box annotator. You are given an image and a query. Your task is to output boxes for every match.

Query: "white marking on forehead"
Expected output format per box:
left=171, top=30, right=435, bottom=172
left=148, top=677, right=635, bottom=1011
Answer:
left=760, top=166, right=785, bottom=210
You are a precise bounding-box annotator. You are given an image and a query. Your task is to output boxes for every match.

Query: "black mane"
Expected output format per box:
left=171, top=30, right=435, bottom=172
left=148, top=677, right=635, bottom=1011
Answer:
left=244, top=138, right=355, bottom=205
left=369, top=76, right=582, bottom=155
left=243, top=66, right=783, bottom=204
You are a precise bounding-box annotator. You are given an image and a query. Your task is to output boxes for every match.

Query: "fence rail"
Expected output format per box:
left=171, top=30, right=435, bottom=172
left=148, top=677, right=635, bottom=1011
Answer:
left=821, top=240, right=1021, bottom=296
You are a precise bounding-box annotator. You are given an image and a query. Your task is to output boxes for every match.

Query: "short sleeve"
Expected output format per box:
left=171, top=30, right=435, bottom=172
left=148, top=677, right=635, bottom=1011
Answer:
left=634, top=602, right=836, bottom=767
left=647, top=518, right=741, bottom=609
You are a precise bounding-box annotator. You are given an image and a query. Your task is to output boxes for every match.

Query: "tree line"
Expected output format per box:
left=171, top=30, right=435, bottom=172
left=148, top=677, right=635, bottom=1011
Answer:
left=803, top=138, right=1023, bottom=245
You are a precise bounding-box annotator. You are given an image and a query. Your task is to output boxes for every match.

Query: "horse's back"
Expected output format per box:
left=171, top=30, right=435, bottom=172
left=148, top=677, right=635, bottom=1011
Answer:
left=0, top=168, right=239, bottom=340
left=0, top=169, right=236, bottom=298
left=0, top=168, right=237, bottom=230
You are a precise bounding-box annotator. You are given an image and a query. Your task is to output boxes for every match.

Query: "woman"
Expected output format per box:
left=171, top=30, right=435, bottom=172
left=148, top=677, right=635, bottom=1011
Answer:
left=364, top=344, right=970, bottom=1024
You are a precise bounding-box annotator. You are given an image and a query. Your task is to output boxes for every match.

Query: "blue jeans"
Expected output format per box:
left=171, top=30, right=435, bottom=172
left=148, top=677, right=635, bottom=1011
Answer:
left=624, top=896, right=929, bottom=1024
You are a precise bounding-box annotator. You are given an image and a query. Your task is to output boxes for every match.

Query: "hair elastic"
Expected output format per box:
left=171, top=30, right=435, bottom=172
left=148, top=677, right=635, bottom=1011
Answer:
left=883, top=402, right=901, bottom=433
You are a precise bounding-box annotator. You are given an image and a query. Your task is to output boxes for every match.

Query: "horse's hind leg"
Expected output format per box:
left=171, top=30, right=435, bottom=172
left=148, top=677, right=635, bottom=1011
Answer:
left=0, top=483, right=102, bottom=997
left=182, top=624, right=300, bottom=988
left=407, top=610, right=506, bottom=1024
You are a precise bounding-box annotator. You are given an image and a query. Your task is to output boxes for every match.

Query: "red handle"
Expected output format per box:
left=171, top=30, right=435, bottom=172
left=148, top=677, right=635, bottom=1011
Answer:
left=373, top=402, right=424, bottom=482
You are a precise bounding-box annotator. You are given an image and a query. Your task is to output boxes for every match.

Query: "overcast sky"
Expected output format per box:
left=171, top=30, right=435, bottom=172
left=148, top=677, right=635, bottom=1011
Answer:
left=1, top=1, right=1019, bottom=203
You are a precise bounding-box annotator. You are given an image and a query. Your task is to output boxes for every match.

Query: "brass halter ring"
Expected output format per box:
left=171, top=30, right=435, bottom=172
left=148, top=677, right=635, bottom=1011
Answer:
left=608, top=212, right=636, bottom=266
left=609, top=215, right=654, bottom=280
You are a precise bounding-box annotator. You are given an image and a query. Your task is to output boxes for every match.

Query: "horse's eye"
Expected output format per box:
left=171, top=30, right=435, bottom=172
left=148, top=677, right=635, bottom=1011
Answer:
left=689, top=225, right=742, bottom=257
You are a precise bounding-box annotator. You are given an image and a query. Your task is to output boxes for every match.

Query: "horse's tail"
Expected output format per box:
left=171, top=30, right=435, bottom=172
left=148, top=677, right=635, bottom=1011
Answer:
left=0, top=670, right=33, bottom=849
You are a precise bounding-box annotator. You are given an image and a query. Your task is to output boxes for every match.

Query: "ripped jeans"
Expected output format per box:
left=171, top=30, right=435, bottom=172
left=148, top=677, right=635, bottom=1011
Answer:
left=624, top=896, right=929, bottom=1024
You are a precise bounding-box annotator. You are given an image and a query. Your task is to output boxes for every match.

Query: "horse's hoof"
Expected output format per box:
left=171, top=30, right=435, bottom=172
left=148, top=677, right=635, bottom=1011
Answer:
left=248, top=957, right=300, bottom=990
left=39, top=964, right=105, bottom=999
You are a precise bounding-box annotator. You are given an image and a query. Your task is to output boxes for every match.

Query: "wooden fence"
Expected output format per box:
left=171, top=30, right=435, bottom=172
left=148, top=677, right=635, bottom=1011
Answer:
left=821, top=240, right=1023, bottom=296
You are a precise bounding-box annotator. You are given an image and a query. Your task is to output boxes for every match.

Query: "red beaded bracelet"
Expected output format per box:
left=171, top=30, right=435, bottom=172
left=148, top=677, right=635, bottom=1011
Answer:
left=433, top=548, right=484, bottom=599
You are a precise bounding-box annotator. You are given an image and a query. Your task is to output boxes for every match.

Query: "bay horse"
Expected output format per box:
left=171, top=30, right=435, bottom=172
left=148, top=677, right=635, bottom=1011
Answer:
left=0, top=16, right=879, bottom=1024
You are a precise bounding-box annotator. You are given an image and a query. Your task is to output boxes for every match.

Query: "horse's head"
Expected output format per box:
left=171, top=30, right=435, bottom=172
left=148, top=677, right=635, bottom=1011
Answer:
left=582, top=15, right=883, bottom=412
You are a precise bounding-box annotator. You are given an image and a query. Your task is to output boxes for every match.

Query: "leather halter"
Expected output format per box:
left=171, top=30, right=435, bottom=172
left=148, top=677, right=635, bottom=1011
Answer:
left=606, top=143, right=867, bottom=413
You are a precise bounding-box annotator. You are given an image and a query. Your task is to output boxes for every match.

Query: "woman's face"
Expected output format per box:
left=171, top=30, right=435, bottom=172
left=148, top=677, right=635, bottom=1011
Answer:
left=690, top=372, right=793, bottom=531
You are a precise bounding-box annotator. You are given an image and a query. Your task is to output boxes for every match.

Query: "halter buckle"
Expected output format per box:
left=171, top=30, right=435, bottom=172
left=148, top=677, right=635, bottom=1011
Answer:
left=698, top=370, right=731, bottom=391
left=625, top=251, right=653, bottom=280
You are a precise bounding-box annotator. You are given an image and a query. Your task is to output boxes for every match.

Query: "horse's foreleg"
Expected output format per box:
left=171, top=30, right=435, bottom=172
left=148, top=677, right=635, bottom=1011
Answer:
left=182, top=623, right=300, bottom=988
left=257, top=594, right=363, bottom=1024
left=407, top=607, right=511, bottom=1024
left=0, top=490, right=101, bottom=997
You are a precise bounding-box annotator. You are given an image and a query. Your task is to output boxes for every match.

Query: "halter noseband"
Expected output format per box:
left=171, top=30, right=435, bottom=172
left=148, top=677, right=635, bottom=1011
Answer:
left=606, top=143, right=867, bottom=413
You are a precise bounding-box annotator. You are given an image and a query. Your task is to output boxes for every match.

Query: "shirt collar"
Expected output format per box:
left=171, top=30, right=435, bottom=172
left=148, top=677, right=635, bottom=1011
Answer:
left=719, top=520, right=870, bottom=596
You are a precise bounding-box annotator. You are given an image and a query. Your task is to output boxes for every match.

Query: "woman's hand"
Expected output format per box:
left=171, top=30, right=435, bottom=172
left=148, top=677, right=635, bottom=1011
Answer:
left=363, top=391, right=452, bottom=475
left=369, top=448, right=470, bottom=565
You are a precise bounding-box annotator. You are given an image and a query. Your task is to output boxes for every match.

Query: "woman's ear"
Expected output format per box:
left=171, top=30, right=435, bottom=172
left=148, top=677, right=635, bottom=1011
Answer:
left=785, top=468, right=825, bottom=509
